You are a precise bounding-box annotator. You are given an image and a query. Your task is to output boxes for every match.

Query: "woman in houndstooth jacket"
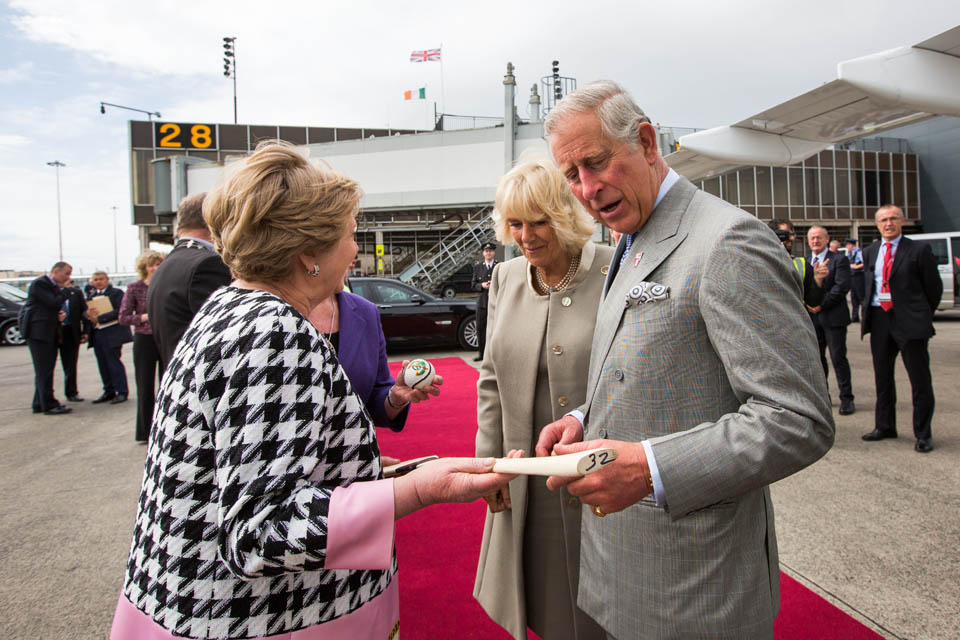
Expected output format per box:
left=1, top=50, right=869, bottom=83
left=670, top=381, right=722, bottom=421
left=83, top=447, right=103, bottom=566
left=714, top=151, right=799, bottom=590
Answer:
left=110, top=143, right=513, bottom=640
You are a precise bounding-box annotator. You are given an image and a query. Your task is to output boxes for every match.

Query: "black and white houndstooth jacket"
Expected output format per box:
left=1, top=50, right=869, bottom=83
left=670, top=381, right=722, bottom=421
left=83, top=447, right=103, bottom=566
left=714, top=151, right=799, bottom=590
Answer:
left=121, top=286, right=395, bottom=639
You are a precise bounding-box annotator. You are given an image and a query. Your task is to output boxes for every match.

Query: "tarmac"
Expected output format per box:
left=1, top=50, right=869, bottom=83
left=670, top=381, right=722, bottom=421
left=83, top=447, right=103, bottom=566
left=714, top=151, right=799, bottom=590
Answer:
left=0, top=312, right=957, bottom=640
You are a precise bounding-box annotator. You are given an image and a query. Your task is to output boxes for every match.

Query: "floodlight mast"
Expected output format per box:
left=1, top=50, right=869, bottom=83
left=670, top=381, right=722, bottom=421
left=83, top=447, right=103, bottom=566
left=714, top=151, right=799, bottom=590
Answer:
left=223, top=37, right=238, bottom=124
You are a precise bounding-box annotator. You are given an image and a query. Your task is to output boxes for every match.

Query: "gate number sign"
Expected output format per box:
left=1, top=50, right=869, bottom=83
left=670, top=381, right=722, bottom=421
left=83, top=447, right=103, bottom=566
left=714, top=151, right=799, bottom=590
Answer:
left=155, top=122, right=218, bottom=150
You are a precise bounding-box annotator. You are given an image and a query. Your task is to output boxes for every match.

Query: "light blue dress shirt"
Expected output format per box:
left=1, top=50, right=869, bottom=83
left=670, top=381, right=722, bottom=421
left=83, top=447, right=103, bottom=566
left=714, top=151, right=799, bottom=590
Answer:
left=871, top=235, right=902, bottom=307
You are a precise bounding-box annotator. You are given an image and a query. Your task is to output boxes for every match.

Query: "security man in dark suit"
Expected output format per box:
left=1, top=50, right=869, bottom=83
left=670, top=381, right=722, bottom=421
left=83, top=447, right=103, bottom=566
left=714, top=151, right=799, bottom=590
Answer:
left=806, top=226, right=855, bottom=415
left=147, top=193, right=232, bottom=367
left=861, top=205, right=942, bottom=453
left=22, top=262, right=71, bottom=414
left=471, top=241, right=497, bottom=361
left=58, top=280, right=87, bottom=402
left=85, top=271, right=133, bottom=404
left=845, top=237, right=865, bottom=322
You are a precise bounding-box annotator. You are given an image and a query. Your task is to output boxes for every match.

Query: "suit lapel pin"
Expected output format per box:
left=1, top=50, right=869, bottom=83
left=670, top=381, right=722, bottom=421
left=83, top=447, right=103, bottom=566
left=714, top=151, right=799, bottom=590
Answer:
left=633, top=252, right=643, bottom=268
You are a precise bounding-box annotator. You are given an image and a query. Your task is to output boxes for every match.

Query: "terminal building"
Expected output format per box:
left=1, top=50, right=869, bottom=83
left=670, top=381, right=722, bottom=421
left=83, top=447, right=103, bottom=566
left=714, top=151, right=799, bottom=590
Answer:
left=129, top=27, right=960, bottom=292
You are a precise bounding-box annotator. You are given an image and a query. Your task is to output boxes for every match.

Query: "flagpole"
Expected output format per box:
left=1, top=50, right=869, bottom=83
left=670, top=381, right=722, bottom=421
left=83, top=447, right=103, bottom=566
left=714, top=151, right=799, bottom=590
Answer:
left=439, top=43, right=445, bottom=127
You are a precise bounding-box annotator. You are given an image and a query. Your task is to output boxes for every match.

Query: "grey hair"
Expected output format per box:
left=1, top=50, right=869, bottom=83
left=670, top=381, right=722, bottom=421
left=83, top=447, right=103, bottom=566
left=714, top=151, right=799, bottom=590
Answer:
left=544, top=80, right=650, bottom=150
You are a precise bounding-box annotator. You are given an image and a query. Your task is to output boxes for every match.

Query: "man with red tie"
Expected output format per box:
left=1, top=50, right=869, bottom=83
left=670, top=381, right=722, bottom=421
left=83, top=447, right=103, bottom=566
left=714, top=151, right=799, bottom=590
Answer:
left=861, top=205, right=942, bottom=453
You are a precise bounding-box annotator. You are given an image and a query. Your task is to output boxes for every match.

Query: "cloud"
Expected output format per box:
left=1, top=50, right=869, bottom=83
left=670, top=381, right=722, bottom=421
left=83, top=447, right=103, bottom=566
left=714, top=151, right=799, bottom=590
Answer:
left=0, top=134, right=30, bottom=147
left=0, top=60, right=34, bottom=84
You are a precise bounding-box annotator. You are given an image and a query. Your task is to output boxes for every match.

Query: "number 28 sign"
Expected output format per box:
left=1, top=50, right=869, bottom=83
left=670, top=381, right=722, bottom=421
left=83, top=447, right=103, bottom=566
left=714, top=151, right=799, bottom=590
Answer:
left=154, top=122, right=218, bottom=150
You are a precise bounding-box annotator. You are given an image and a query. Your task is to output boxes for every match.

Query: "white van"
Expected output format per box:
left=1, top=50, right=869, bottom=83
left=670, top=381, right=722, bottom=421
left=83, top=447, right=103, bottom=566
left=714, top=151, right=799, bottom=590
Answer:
left=905, top=232, right=960, bottom=310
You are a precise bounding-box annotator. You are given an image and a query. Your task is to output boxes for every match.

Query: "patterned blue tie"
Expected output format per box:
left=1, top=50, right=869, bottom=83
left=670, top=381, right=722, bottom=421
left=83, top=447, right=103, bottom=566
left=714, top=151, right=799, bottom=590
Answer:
left=619, top=233, right=634, bottom=266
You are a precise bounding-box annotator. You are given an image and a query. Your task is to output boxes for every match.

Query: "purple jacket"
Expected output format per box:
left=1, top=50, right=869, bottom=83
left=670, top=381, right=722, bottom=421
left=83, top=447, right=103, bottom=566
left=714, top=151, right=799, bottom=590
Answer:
left=336, top=291, right=408, bottom=431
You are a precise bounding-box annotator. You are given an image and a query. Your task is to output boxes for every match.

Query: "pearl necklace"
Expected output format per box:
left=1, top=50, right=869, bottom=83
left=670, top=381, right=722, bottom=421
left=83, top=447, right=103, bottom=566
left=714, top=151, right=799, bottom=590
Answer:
left=533, top=251, right=581, bottom=294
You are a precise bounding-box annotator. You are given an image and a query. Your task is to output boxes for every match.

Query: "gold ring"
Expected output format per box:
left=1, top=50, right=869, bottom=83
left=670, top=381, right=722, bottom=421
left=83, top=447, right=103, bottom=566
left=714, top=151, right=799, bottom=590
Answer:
left=592, top=505, right=606, bottom=518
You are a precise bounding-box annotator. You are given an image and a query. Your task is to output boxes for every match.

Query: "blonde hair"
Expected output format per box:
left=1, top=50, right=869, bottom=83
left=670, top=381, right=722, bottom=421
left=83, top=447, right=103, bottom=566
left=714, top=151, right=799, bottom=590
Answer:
left=492, top=156, right=596, bottom=256
left=135, top=250, right=165, bottom=280
left=203, top=142, right=362, bottom=283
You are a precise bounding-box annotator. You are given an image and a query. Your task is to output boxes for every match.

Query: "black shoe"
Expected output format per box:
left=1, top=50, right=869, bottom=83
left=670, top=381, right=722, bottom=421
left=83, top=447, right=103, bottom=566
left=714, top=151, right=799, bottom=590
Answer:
left=473, top=356, right=482, bottom=361
left=92, top=392, right=117, bottom=404
left=44, top=405, right=72, bottom=415
left=67, top=395, right=84, bottom=402
left=32, top=407, right=42, bottom=414
left=109, top=394, right=128, bottom=405
left=915, top=438, right=933, bottom=453
left=862, top=428, right=897, bottom=441
left=839, top=400, right=855, bottom=415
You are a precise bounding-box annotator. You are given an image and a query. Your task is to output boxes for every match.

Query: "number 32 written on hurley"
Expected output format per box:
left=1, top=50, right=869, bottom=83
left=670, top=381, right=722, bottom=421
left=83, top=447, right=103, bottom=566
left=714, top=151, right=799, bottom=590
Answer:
left=583, top=451, right=612, bottom=473
left=155, top=122, right=217, bottom=150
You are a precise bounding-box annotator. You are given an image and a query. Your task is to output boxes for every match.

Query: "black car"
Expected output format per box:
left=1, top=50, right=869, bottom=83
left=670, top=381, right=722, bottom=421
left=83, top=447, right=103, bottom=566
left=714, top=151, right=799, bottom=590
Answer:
left=430, top=263, right=477, bottom=299
left=0, top=282, right=27, bottom=346
left=347, top=277, right=478, bottom=350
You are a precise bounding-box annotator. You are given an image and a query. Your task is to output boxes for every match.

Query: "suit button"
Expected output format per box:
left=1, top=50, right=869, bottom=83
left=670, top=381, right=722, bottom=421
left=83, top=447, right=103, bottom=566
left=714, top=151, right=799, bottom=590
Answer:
left=614, top=369, right=624, bottom=381
left=558, top=396, right=569, bottom=407
left=598, top=428, right=608, bottom=438
left=561, top=296, right=572, bottom=307
left=568, top=497, right=579, bottom=507
left=552, top=344, right=563, bottom=355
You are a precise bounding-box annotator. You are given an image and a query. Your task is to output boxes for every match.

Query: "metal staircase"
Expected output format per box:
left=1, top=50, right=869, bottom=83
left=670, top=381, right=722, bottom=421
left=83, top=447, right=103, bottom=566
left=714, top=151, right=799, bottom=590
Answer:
left=398, top=207, right=496, bottom=290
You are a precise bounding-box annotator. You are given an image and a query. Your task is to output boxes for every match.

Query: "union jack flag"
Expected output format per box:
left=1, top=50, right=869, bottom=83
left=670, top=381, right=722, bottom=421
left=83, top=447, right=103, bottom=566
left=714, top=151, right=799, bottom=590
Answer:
left=410, top=48, right=441, bottom=62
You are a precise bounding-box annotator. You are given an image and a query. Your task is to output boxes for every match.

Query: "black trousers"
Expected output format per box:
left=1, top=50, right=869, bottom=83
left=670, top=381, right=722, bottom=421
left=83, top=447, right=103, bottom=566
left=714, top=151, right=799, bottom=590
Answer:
left=59, top=332, right=82, bottom=398
left=28, top=338, right=59, bottom=411
left=814, top=321, right=854, bottom=402
left=869, top=306, right=934, bottom=440
left=476, top=305, right=488, bottom=358
left=92, top=338, right=128, bottom=396
left=850, top=276, right=864, bottom=320
left=133, top=333, right=164, bottom=441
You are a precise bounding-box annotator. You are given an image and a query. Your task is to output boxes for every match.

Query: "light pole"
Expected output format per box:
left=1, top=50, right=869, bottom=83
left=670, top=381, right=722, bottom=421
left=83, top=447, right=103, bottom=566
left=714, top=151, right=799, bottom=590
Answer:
left=223, top=37, right=237, bottom=124
left=46, top=161, right=65, bottom=261
left=99, top=102, right=161, bottom=120
left=111, top=205, right=119, bottom=272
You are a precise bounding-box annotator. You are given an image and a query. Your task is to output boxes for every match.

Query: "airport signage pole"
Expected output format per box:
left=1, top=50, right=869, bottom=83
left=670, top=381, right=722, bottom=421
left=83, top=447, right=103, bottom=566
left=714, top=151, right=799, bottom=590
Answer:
left=111, top=205, right=119, bottom=272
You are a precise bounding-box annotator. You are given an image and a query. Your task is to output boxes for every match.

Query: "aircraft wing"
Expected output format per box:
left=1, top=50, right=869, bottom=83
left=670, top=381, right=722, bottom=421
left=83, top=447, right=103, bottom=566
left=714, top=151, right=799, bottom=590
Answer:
left=667, top=25, right=960, bottom=181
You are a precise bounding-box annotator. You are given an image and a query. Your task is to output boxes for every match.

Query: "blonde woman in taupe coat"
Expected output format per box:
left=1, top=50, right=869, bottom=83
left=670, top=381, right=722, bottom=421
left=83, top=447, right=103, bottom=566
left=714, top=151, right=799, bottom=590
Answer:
left=474, top=157, right=614, bottom=640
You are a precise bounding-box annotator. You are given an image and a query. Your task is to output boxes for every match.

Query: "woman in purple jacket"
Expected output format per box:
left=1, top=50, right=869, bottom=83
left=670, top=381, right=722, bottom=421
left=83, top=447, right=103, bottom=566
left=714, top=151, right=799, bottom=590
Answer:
left=308, top=274, right=441, bottom=429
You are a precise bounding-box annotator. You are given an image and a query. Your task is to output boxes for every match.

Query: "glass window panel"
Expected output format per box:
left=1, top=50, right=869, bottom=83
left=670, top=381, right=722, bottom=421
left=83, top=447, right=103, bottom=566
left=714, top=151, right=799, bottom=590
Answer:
left=804, top=170, right=819, bottom=206
left=850, top=152, right=863, bottom=169
left=775, top=206, right=789, bottom=220
left=250, top=125, right=279, bottom=146
left=756, top=167, right=772, bottom=205
left=906, top=173, right=918, bottom=207
left=820, top=170, right=835, bottom=206
left=835, top=150, right=848, bottom=168
left=864, top=171, right=880, bottom=207
left=879, top=172, right=893, bottom=205
left=132, top=150, right=153, bottom=205
left=741, top=205, right=756, bottom=216
left=772, top=168, right=788, bottom=205
left=336, top=128, right=363, bottom=141
left=739, top=170, right=755, bottom=205
left=893, top=171, right=905, bottom=205
left=819, top=150, right=833, bottom=168
left=913, top=239, right=949, bottom=265
left=878, top=154, right=890, bottom=170
left=703, top=177, right=721, bottom=198
left=892, top=154, right=904, bottom=170
left=789, top=168, right=804, bottom=206
left=820, top=207, right=836, bottom=220
left=756, top=206, right=773, bottom=220
left=308, top=127, right=335, bottom=143
left=906, top=155, right=918, bottom=171
left=864, top=153, right=876, bottom=170
left=836, top=171, right=850, bottom=206
left=803, top=155, right=818, bottom=168
left=279, top=127, right=307, bottom=145
left=724, top=174, right=739, bottom=204
left=836, top=207, right=850, bottom=219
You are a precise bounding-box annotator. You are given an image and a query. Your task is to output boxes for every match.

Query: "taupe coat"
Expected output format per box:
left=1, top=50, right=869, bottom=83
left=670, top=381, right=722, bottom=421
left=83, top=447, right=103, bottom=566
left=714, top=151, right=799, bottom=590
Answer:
left=474, top=241, right=614, bottom=639
left=578, top=178, right=835, bottom=639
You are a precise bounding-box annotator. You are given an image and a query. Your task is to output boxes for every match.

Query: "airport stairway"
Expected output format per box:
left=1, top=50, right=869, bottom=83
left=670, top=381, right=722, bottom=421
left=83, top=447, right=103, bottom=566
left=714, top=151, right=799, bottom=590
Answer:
left=397, top=206, right=495, bottom=291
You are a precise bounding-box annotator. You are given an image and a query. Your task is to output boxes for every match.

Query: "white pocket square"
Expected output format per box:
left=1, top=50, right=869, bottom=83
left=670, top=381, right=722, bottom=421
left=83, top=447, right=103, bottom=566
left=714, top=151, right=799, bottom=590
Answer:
left=625, top=281, right=670, bottom=307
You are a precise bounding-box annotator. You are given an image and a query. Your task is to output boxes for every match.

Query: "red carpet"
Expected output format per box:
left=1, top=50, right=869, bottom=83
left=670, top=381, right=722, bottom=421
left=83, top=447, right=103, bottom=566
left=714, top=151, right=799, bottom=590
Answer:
left=379, top=357, right=883, bottom=640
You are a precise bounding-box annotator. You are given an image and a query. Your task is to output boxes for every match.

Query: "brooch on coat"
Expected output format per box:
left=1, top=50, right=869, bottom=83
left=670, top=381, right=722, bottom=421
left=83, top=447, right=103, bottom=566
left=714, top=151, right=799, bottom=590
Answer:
left=625, top=281, right=670, bottom=307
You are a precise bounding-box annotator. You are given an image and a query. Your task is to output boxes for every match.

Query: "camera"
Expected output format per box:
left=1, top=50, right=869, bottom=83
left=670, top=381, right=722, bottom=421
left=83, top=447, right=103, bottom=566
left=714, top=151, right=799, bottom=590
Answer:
left=774, top=228, right=792, bottom=243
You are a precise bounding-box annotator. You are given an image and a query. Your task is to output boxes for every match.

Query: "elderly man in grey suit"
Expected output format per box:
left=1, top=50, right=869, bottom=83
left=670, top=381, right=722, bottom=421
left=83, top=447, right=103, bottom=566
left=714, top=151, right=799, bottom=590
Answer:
left=536, top=80, right=835, bottom=639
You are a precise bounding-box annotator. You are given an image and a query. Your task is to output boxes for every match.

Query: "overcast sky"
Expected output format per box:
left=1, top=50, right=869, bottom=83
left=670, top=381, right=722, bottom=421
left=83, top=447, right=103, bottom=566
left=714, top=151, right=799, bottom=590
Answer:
left=1, top=0, right=958, bottom=274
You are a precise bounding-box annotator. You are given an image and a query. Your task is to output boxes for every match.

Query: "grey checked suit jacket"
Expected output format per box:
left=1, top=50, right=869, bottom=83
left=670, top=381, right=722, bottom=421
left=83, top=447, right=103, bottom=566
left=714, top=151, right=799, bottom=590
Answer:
left=578, top=178, right=834, bottom=639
